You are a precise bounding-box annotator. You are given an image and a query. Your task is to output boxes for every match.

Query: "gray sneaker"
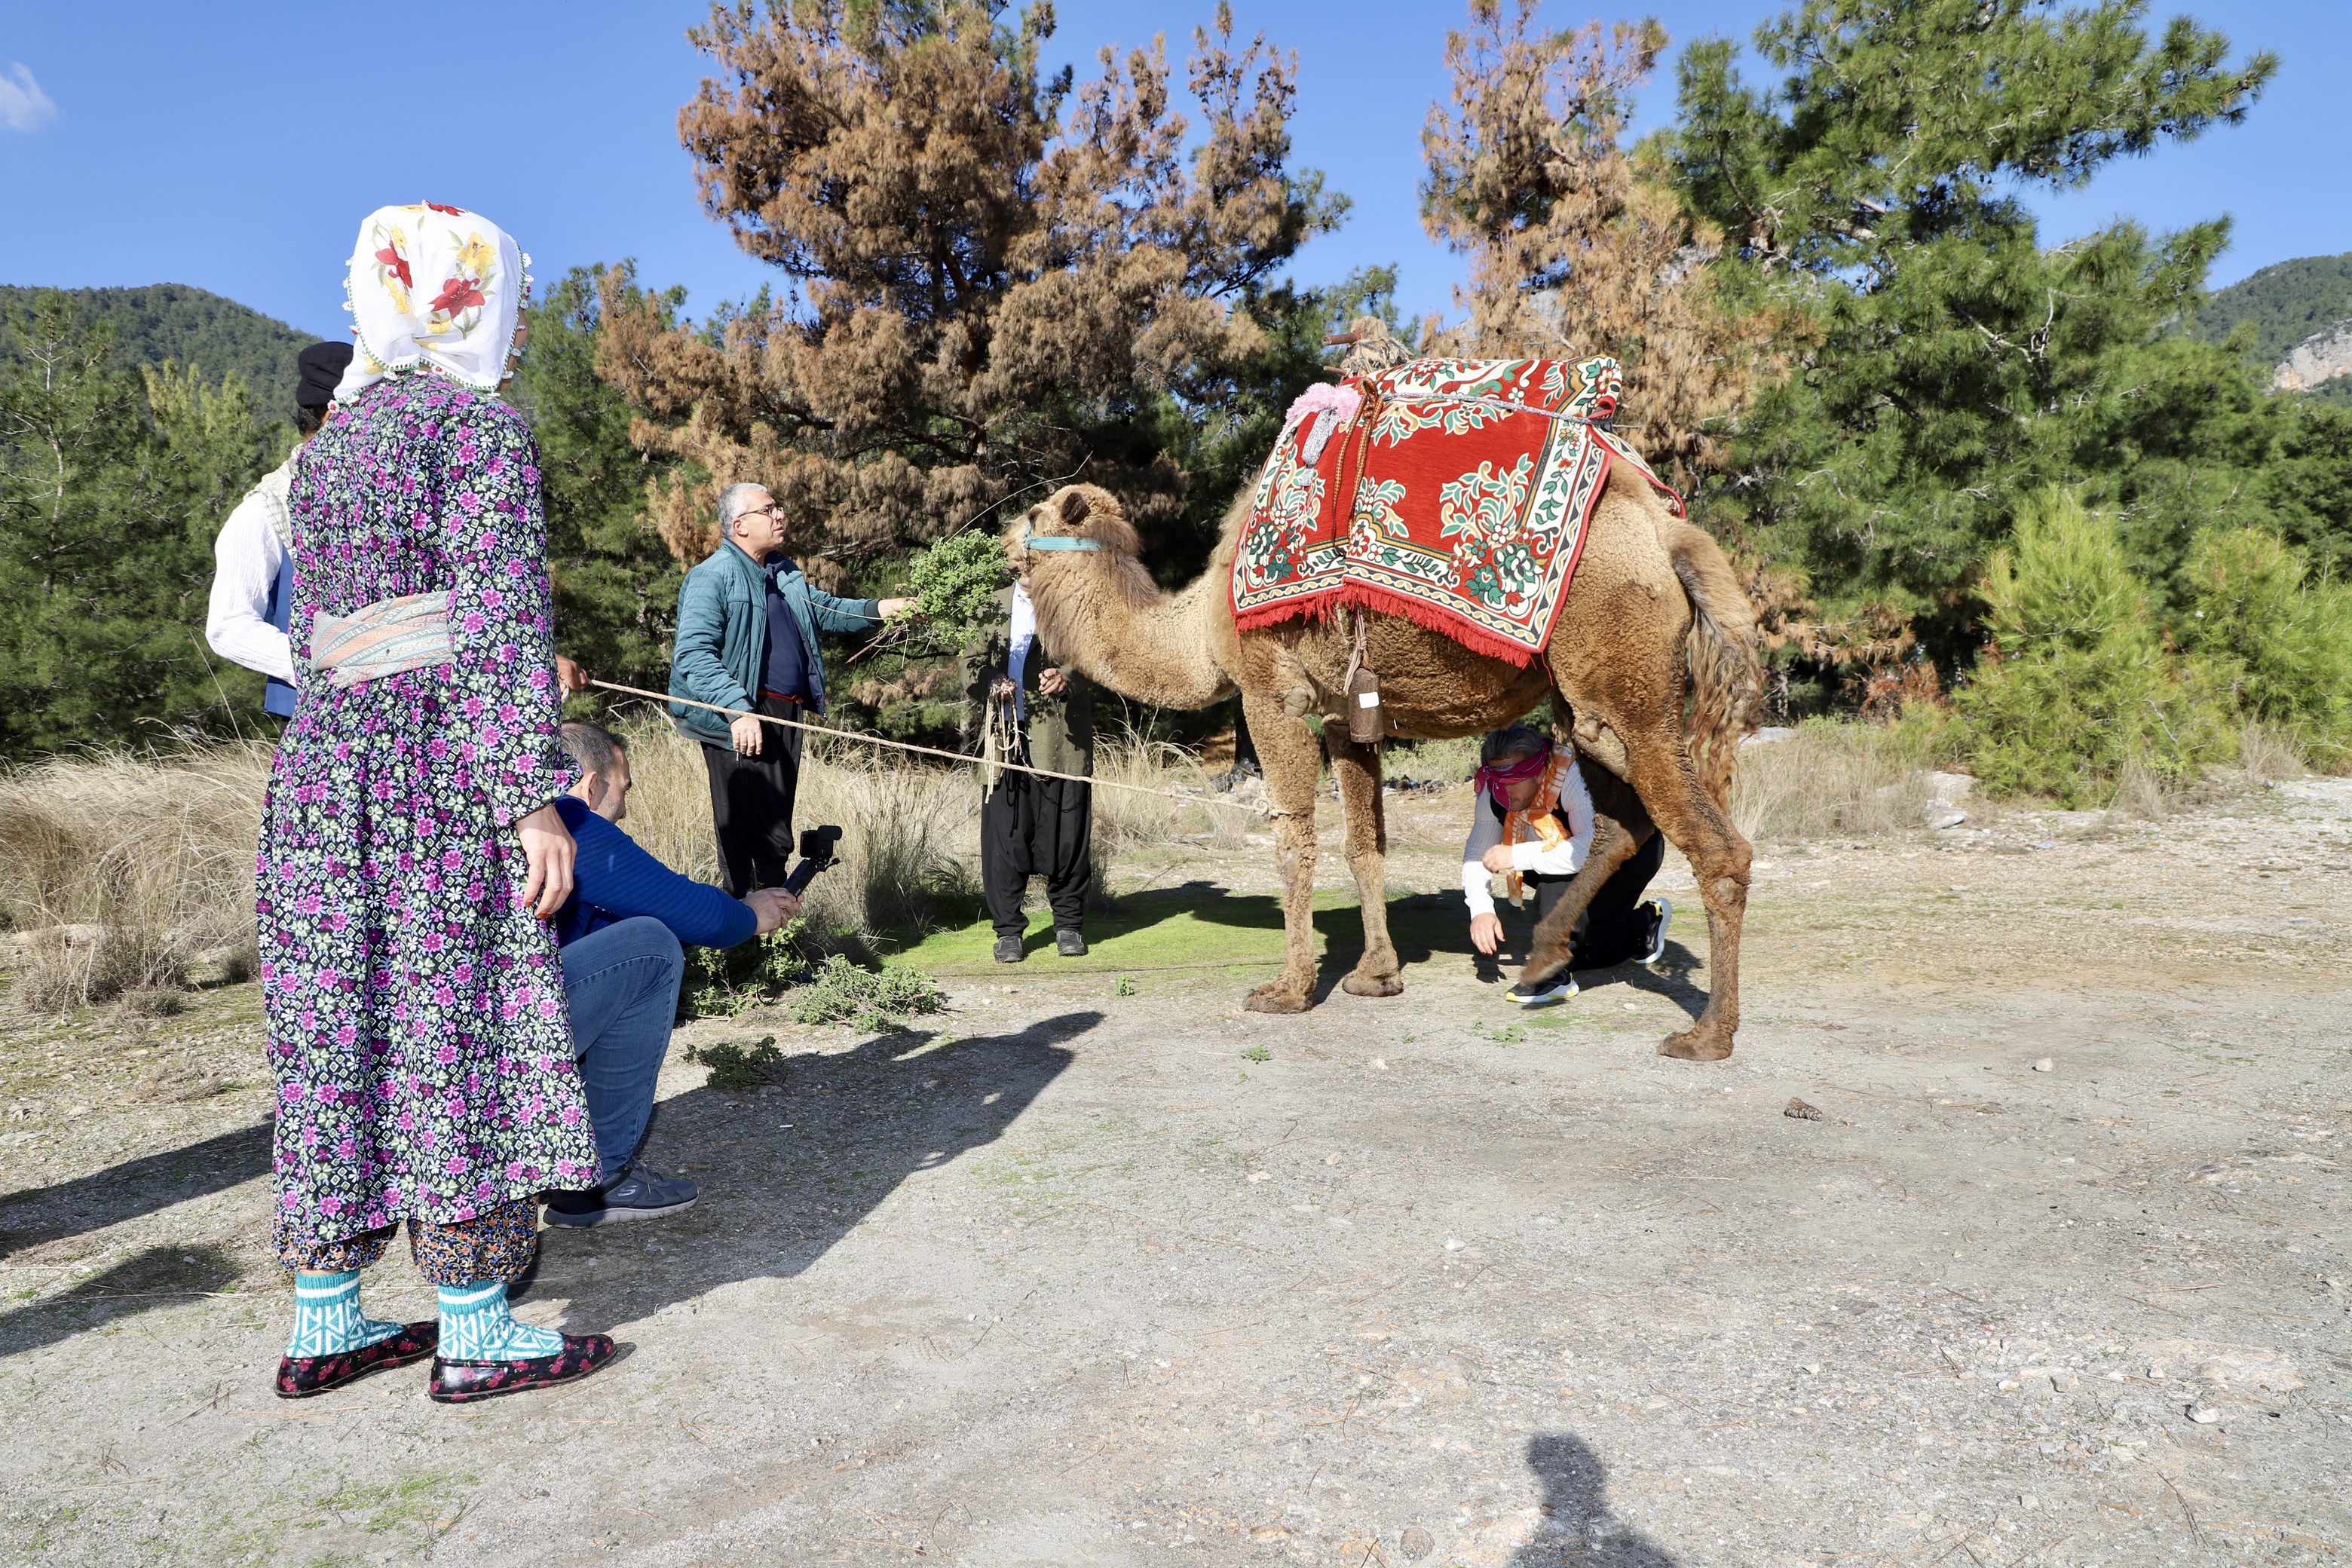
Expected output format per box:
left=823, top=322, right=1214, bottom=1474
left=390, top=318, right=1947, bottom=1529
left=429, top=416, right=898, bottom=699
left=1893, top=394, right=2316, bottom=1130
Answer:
left=1055, top=928, right=1088, bottom=957
left=542, top=1162, right=699, bottom=1227
left=993, top=934, right=1026, bottom=963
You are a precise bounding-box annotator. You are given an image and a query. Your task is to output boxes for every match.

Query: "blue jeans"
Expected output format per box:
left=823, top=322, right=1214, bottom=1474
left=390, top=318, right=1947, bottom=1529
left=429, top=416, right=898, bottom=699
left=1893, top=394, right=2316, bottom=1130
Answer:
left=561, top=917, right=684, bottom=1185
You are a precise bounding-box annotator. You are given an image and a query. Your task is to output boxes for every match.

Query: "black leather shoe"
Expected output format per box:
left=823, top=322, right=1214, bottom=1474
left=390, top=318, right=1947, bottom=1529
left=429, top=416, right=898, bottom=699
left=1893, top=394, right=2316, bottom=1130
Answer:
left=428, top=1334, right=617, bottom=1404
left=1055, top=928, right=1088, bottom=957
left=993, top=935, right=1025, bottom=963
left=274, top=1321, right=438, bottom=1399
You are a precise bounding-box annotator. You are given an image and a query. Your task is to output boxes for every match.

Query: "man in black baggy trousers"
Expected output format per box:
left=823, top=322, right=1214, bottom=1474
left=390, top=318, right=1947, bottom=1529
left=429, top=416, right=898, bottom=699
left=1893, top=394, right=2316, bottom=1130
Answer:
left=961, top=564, right=1095, bottom=963
left=667, top=482, right=911, bottom=894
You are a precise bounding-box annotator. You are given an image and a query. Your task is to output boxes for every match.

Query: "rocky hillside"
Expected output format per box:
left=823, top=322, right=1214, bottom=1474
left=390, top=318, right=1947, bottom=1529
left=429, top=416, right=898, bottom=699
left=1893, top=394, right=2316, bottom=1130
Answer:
left=2195, top=253, right=2352, bottom=397
left=0, top=283, right=323, bottom=421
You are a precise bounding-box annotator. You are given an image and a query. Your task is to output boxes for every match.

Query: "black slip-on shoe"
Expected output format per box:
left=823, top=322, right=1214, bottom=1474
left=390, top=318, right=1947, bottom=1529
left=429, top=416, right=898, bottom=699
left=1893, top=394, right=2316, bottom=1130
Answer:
left=428, top=1334, right=617, bottom=1404
left=1508, top=972, right=1578, bottom=1007
left=274, top=1321, right=438, bottom=1399
left=993, top=935, right=1026, bottom=963
left=1055, top=928, right=1088, bottom=957
left=541, top=1163, right=699, bottom=1228
left=1639, top=897, right=1673, bottom=965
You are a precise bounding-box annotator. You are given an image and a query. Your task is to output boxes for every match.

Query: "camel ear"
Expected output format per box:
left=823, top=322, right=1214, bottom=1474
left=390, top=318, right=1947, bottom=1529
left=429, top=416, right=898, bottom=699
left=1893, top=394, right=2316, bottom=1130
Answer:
left=1057, top=489, right=1092, bottom=529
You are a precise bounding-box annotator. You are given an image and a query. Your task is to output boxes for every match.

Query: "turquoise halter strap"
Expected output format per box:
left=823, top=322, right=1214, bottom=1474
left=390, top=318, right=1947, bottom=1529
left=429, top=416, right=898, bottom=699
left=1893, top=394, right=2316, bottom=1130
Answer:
left=1022, top=535, right=1103, bottom=551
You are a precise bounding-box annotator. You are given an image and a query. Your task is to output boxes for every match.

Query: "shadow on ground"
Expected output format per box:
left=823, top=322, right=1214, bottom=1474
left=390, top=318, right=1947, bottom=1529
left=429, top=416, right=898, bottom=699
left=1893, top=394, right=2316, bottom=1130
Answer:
left=0, top=1120, right=272, bottom=1263
left=521, top=1009, right=1090, bottom=1335
left=1510, top=1432, right=1680, bottom=1566
left=0, top=1241, right=247, bottom=1358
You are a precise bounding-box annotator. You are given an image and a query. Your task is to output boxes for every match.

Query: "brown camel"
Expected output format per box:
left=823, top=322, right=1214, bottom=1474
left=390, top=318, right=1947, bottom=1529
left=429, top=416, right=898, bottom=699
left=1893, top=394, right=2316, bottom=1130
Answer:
left=1008, top=461, right=1763, bottom=1061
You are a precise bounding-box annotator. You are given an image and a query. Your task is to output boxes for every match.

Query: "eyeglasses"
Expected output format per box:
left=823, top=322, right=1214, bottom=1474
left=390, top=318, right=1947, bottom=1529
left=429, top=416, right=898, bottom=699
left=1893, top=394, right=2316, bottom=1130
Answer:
left=734, top=504, right=781, bottom=522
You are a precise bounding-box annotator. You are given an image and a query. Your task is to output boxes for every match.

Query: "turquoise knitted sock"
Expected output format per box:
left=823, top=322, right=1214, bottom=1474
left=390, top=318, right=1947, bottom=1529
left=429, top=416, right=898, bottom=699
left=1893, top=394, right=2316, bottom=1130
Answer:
left=286, top=1270, right=405, bottom=1358
left=436, top=1279, right=564, bottom=1361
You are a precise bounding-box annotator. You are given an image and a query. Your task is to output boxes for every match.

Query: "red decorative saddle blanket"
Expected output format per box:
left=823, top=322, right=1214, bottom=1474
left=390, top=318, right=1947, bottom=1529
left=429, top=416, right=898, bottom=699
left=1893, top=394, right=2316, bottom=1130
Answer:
left=1229, top=355, right=1683, bottom=665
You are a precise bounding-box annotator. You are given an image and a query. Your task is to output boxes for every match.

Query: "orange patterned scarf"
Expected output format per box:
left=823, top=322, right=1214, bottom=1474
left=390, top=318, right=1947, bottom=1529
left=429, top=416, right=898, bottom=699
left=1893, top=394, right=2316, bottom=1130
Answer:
left=1487, top=749, right=1572, bottom=905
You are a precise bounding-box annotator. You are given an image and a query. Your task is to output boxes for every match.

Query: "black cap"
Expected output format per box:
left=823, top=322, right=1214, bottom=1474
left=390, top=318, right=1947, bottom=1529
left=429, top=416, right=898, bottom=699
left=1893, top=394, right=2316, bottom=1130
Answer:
left=296, top=341, right=355, bottom=410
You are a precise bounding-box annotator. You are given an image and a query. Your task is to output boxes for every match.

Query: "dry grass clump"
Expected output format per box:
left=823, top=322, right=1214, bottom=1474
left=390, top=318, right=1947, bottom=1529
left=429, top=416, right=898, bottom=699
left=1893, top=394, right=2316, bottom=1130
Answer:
left=1731, top=721, right=1947, bottom=843
left=0, top=743, right=271, bottom=1011
left=611, top=711, right=980, bottom=939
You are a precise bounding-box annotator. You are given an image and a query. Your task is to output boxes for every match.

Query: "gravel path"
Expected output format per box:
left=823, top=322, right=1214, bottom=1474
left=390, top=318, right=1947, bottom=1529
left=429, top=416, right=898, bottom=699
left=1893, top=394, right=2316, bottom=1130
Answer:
left=4, top=779, right=2347, bottom=1565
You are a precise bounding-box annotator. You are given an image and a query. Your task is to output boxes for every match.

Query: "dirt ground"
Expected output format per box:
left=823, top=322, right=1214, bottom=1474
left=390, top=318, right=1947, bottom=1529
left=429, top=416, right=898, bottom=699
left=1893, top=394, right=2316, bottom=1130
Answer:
left=5, top=773, right=2348, bottom=1566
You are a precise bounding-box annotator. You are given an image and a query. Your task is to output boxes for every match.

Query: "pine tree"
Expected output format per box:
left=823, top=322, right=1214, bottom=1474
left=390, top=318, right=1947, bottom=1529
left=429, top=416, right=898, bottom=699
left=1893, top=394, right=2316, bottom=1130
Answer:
left=598, top=0, right=1344, bottom=587
left=0, top=291, right=277, bottom=749
left=1419, top=0, right=1781, bottom=493
left=1661, top=0, right=2287, bottom=662
left=512, top=263, right=686, bottom=702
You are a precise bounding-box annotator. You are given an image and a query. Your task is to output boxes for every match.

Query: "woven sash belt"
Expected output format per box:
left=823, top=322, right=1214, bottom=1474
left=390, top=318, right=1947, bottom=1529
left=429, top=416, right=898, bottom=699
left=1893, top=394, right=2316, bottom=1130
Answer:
left=311, top=591, right=455, bottom=690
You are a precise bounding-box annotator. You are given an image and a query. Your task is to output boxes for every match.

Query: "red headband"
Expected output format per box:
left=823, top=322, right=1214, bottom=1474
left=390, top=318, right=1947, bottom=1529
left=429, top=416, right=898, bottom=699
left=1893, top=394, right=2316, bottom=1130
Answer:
left=1474, top=746, right=1549, bottom=801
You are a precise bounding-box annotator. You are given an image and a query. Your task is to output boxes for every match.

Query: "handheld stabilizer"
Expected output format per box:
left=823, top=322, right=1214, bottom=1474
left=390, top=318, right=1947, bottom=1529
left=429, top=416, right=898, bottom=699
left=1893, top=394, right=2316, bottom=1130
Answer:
left=782, top=825, right=844, bottom=898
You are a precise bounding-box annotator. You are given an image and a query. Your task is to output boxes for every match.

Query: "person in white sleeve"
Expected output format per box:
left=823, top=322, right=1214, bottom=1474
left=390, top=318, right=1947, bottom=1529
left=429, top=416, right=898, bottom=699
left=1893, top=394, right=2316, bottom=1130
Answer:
left=1463, top=724, right=1671, bottom=1006
left=205, top=341, right=353, bottom=721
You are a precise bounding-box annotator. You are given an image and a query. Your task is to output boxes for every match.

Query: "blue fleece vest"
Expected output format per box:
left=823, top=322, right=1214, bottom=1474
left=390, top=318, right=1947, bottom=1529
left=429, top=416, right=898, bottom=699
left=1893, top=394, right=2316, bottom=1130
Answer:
left=263, top=551, right=297, bottom=718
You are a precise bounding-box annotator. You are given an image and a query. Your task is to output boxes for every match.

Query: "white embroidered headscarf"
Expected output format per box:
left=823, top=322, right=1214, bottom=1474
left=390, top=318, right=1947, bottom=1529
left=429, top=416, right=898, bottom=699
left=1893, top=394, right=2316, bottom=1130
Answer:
left=333, top=203, right=531, bottom=403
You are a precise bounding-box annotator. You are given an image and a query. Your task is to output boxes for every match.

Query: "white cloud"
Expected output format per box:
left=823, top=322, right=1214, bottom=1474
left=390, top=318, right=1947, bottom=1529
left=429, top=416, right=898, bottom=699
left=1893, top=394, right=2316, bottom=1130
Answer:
left=1, top=63, right=59, bottom=133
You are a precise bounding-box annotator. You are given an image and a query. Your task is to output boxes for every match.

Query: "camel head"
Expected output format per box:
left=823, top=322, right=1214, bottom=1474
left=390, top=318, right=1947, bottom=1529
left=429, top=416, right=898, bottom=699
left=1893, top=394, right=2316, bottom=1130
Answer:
left=1003, top=483, right=1158, bottom=634
left=1002, top=483, right=1237, bottom=710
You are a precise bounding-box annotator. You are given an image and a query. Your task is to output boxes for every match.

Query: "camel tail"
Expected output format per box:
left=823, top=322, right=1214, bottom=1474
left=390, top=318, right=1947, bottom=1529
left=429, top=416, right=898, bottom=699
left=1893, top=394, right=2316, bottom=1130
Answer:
left=1664, top=522, right=1765, bottom=811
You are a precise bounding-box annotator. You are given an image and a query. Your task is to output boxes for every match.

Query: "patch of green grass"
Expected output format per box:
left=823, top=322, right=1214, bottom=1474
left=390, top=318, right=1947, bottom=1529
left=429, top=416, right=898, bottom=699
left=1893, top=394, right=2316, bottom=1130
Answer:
left=1116, top=975, right=1136, bottom=995
left=1492, top=1024, right=1526, bottom=1044
left=1241, top=1043, right=1270, bottom=1062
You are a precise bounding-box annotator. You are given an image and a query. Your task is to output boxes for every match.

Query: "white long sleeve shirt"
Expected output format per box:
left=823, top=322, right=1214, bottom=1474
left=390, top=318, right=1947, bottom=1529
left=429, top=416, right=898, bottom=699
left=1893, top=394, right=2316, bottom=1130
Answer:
left=204, top=452, right=299, bottom=684
left=1461, top=756, right=1596, bottom=917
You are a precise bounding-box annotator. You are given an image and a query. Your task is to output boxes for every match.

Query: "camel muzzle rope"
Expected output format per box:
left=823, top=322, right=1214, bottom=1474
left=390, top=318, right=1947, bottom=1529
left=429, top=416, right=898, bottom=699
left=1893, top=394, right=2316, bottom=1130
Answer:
left=584, top=678, right=1272, bottom=816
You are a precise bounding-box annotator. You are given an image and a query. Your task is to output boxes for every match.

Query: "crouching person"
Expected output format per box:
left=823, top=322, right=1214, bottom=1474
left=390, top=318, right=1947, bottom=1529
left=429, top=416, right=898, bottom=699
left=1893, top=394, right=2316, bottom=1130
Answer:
left=542, top=721, right=798, bottom=1225
left=1465, top=725, right=1671, bottom=1006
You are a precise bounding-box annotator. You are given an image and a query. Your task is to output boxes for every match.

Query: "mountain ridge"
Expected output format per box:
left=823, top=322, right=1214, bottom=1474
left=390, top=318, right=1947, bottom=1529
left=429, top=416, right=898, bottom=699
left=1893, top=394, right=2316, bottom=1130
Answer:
left=0, top=283, right=329, bottom=423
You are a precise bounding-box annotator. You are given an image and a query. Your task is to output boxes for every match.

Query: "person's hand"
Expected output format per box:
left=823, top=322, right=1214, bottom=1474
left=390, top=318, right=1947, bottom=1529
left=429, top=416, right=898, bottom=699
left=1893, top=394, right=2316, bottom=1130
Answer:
left=729, top=713, right=765, bottom=756
left=1470, top=911, right=1505, bottom=955
left=516, top=802, right=577, bottom=920
left=554, top=654, right=588, bottom=694
left=877, top=597, right=917, bottom=620
left=989, top=675, right=1018, bottom=699
left=1037, top=666, right=1067, bottom=697
left=1480, top=844, right=1515, bottom=874
left=744, top=887, right=801, bottom=936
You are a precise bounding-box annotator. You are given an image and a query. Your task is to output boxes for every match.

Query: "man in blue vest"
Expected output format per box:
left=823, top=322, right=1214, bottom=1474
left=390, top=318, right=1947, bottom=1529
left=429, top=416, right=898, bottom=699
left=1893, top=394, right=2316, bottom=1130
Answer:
left=669, top=482, right=912, bottom=894
left=205, top=341, right=352, bottom=719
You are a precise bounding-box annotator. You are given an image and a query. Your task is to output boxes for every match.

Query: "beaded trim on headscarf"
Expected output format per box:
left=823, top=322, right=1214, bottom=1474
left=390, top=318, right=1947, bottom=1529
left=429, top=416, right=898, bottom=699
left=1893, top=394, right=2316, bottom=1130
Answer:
left=333, top=203, right=531, bottom=403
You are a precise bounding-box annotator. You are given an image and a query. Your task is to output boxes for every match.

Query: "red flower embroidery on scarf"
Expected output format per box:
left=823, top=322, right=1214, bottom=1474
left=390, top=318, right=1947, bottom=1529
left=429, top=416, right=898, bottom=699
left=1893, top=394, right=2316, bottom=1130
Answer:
left=430, top=276, right=487, bottom=316
left=427, top=202, right=467, bottom=215
left=375, top=245, right=413, bottom=289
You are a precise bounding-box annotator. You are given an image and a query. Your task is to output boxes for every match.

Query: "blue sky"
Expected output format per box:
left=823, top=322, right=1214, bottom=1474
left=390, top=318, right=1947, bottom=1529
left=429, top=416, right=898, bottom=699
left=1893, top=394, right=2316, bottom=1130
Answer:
left=2, top=1, right=2342, bottom=348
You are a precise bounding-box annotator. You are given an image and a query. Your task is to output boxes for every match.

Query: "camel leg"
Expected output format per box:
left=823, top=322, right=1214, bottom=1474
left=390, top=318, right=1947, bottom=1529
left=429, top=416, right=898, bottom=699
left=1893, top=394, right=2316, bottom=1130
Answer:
left=1242, top=689, right=1324, bottom=1014
left=1325, top=730, right=1402, bottom=997
left=1613, top=726, right=1748, bottom=1061
left=1521, top=755, right=1656, bottom=982
left=1520, top=812, right=1649, bottom=985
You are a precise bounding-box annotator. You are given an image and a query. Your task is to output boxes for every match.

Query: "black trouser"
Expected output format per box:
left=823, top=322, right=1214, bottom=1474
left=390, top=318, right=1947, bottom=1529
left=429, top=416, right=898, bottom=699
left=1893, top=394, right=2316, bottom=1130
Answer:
left=699, top=696, right=804, bottom=896
left=1527, top=831, right=1665, bottom=969
left=982, top=773, right=1092, bottom=939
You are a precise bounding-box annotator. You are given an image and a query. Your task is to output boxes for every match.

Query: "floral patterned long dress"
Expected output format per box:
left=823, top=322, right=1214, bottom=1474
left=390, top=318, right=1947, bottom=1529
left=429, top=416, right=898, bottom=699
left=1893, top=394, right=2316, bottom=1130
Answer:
left=259, top=369, right=598, bottom=1283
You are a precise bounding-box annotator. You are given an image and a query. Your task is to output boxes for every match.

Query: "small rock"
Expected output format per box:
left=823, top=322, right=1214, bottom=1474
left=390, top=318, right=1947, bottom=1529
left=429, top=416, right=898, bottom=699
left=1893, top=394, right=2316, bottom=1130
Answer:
left=1785, top=1098, right=1825, bottom=1122
left=1398, top=1527, right=1436, bottom=1560
left=2187, top=1404, right=2222, bottom=1424
left=2032, top=1058, right=2053, bottom=1073
left=1923, top=770, right=1977, bottom=802
left=1922, top=800, right=1969, bottom=831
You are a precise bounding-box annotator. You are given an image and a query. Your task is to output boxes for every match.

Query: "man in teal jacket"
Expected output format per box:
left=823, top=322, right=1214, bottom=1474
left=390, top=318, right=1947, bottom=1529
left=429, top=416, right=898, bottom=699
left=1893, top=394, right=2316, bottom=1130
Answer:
left=669, top=482, right=911, bottom=893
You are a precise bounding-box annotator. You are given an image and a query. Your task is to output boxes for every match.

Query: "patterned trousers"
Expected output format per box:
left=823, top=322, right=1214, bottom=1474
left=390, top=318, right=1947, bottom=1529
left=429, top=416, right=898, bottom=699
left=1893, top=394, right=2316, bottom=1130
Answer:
left=274, top=1199, right=538, bottom=1287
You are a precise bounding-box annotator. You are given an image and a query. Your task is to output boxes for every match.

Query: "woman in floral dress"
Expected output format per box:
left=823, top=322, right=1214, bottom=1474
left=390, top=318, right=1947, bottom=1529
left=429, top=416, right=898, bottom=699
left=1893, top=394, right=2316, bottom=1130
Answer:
left=260, top=203, right=613, bottom=1403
